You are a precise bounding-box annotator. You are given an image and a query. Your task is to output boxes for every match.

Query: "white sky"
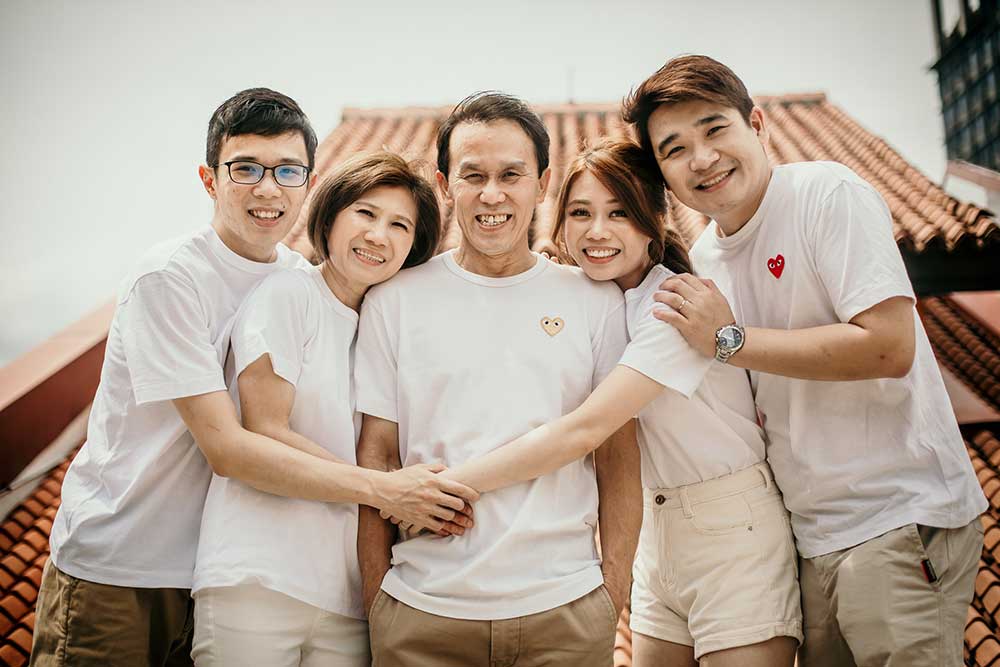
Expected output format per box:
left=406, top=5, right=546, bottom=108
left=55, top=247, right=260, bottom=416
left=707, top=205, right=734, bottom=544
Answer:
left=0, top=0, right=948, bottom=365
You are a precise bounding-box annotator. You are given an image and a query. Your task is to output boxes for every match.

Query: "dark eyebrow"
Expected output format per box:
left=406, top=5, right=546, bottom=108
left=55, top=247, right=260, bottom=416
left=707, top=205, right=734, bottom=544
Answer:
left=656, top=114, right=728, bottom=156
left=227, top=155, right=306, bottom=166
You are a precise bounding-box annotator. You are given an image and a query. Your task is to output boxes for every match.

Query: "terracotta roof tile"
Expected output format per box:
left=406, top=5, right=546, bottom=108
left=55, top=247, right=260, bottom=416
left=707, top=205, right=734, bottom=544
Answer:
left=283, top=95, right=999, bottom=261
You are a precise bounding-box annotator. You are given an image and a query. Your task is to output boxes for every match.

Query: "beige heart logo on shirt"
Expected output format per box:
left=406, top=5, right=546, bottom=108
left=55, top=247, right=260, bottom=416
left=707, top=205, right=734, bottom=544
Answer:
left=540, top=316, right=564, bottom=337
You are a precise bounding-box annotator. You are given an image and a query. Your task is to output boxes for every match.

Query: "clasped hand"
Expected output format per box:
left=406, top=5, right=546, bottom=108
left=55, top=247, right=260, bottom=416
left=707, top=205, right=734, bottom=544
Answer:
left=376, top=463, right=476, bottom=537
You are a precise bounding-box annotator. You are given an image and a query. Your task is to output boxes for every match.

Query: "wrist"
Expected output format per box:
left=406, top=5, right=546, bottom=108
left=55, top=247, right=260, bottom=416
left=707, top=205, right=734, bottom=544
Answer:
left=364, top=469, right=389, bottom=509
left=714, top=323, right=746, bottom=363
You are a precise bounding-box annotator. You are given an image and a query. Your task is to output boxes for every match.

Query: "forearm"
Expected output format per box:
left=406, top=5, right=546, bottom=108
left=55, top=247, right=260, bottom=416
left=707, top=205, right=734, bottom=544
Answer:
left=357, top=426, right=399, bottom=614
left=732, top=322, right=912, bottom=381
left=249, top=422, right=349, bottom=465
left=214, top=425, right=379, bottom=504
left=595, top=421, right=642, bottom=616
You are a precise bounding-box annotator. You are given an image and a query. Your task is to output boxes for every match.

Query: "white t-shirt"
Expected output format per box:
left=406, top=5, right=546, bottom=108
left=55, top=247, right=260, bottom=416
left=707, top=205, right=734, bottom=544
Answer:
left=355, top=250, right=627, bottom=620
left=689, top=161, right=987, bottom=558
left=194, top=265, right=363, bottom=618
left=49, top=227, right=305, bottom=588
left=619, top=264, right=766, bottom=489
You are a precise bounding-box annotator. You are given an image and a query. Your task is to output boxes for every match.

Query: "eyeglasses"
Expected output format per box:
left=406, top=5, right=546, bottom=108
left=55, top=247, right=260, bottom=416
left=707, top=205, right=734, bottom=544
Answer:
left=219, top=161, right=310, bottom=187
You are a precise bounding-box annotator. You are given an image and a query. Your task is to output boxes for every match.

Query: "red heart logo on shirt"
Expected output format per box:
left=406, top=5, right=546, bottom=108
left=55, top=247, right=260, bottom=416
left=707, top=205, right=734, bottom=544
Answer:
left=767, top=254, right=785, bottom=279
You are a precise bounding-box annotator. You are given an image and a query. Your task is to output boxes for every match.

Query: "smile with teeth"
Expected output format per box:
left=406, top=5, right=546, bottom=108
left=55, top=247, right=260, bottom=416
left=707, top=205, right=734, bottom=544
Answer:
left=584, top=248, right=621, bottom=259
left=696, top=169, right=734, bottom=190
left=353, top=248, right=386, bottom=264
left=249, top=209, right=283, bottom=220
left=475, top=214, right=511, bottom=227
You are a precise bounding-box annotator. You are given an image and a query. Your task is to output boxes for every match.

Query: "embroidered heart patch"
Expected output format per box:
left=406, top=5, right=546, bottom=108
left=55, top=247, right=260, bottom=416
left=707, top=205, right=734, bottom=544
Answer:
left=767, top=254, right=785, bottom=279
left=540, top=317, right=564, bottom=337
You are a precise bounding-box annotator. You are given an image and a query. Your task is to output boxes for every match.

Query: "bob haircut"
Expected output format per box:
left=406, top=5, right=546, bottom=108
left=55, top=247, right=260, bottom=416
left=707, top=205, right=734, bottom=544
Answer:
left=308, top=152, right=441, bottom=269
left=622, top=55, right=755, bottom=167
left=552, top=138, right=692, bottom=276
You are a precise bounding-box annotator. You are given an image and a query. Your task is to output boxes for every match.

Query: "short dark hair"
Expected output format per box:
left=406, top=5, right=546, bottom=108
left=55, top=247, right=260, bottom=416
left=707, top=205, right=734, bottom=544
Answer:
left=552, top=139, right=692, bottom=276
left=308, top=152, right=441, bottom=270
left=436, top=91, right=550, bottom=178
left=206, top=88, right=318, bottom=169
left=623, top=55, right=754, bottom=162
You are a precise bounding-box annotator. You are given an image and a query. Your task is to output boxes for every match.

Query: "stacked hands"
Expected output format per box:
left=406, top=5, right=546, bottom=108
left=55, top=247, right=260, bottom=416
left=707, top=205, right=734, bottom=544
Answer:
left=376, top=464, right=477, bottom=537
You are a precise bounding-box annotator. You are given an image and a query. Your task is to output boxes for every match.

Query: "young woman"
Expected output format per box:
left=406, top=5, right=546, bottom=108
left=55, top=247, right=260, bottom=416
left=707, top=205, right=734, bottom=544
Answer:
left=191, top=152, right=471, bottom=667
left=441, top=140, right=802, bottom=667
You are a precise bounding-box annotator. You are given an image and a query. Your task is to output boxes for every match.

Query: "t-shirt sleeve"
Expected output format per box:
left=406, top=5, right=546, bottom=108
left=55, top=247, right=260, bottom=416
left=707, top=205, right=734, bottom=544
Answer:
left=812, top=179, right=915, bottom=323
left=119, top=271, right=225, bottom=405
left=590, top=290, right=629, bottom=387
left=231, top=271, right=312, bottom=387
left=618, top=294, right=713, bottom=398
left=355, top=297, right=398, bottom=422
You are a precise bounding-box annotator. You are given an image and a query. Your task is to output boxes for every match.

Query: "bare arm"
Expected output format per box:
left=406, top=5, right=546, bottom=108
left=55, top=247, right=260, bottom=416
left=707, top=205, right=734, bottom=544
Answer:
left=173, top=392, right=477, bottom=530
left=238, top=354, right=347, bottom=464
left=654, top=274, right=916, bottom=380
left=595, top=420, right=643, bottom=617
left=357, top=414, right=400, bottom=616
left=444, top=366, right=662, bottom=492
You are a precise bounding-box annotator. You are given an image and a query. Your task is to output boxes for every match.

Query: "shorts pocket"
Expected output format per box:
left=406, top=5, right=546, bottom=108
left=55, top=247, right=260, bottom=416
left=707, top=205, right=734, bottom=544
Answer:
left=689, top=494, right=753, bottom=535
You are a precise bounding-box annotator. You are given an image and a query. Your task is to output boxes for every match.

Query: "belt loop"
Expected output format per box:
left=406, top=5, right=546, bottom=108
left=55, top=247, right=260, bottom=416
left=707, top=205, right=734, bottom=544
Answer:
left=758, top=463, right=771, bottom=490
left=680, top=487, right=694, bottom=518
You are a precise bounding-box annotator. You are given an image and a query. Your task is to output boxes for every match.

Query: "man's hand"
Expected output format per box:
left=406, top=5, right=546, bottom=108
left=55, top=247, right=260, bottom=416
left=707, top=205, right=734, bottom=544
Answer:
left=373, top=464, right=479, bottom=533
left=379, top=500, right=474, bottom=537
left=602, top=569, right=629, bottom=619
left=652, top=273, right=736, bottom=358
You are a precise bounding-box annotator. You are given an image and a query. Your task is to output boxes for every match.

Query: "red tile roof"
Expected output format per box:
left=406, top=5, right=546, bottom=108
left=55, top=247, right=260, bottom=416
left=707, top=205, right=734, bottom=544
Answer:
left=282, top=95, right=998, bottom=261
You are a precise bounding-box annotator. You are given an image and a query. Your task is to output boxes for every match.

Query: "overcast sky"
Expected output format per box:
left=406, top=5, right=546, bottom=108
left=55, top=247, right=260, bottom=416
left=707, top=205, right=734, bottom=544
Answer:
left=0, top=0, right=953, bottom=365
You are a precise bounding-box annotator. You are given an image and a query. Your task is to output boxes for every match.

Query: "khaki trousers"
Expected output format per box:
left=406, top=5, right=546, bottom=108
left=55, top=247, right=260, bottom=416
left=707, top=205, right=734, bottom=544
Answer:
left=369, top=586, right=618, bottom=667
left=797, top=519, right=983, bottom=667
left=29, top=560, right=194, bottom=667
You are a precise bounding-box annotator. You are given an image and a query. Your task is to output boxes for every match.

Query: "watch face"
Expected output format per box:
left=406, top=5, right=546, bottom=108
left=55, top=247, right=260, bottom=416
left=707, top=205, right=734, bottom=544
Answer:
left=720, top=326, right=743, bottom=349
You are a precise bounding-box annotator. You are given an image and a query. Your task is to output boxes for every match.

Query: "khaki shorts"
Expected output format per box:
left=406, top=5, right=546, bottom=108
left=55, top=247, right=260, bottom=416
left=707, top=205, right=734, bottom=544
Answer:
left=368, top=585, right=617, bottom=667
left=29, top=560, right=193, bottom=667
left=629, top=462, right=803, bottom=659
left=798, top=518, right=983, bottom=667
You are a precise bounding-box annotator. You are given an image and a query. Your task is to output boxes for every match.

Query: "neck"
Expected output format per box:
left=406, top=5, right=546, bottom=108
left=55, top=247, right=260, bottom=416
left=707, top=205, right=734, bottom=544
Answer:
left=211, top=218, right=276, bottom=263
left=614, top=259, right=654, bottom=292
left=455, top=244, right=536, bottom=278
left=320, top=261, right=365, bottom=312
left=714, top=167, right=773, bottom=238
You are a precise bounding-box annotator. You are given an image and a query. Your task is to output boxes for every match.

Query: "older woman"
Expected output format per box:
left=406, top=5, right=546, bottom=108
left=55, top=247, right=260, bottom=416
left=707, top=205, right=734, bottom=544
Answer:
left=192, top=153, right=468, bottom=667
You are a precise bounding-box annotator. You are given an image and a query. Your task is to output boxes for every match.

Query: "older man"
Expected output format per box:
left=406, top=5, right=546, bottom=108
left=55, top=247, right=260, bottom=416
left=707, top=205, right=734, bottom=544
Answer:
left=356, top=92, right=642, bottom=667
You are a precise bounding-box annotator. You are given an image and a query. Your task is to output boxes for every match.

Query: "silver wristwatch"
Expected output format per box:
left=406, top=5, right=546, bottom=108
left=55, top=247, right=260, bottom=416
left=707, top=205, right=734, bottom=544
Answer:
left=714, top=324, right=745, bottom=363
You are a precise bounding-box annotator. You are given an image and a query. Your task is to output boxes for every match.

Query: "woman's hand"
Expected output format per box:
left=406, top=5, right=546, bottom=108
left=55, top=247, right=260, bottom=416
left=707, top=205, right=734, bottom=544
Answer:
left=373, top=463, right=479, bottom=533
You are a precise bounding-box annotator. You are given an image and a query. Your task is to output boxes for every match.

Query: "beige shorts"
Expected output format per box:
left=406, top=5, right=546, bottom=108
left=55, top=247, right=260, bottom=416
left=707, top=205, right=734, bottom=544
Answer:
left=629, top=462, right=803, bottom=659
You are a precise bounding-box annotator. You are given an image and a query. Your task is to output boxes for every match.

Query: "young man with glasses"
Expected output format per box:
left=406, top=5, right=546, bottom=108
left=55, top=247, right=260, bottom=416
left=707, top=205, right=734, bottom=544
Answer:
left=30, top=88, right=476, bottom=667
left=624, top=55, right=986, bottom=666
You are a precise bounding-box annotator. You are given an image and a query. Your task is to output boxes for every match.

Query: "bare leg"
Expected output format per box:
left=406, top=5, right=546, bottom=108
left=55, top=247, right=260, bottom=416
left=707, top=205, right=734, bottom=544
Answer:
left=633, top=631, right=698, bottom=667
left=700, top=636, right=798, bottom=667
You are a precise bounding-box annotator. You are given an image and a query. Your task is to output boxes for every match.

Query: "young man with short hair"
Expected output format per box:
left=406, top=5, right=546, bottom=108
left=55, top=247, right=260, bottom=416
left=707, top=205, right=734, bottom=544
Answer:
left=31, top=88, right=475, bottom=667
left=356, top=91, right=642, bottom=667
left=623, top=55, right=986, bottom=667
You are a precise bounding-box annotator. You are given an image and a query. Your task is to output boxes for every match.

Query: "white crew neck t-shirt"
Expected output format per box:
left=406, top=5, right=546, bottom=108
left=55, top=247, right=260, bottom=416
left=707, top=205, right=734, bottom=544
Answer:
left=194, top=264, right=363, bottom=618
left=690, top=161, right=986, bottom=558
left=355, top=250, right=628, bottom=620
left=49, top=226, right=306, bottom=588
left=618, top=264, right=766, bottom=489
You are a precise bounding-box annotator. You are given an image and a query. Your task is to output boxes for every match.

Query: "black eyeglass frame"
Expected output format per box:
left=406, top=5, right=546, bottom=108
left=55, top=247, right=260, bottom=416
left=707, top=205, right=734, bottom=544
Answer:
left=217, top=160, right=311, bottom=188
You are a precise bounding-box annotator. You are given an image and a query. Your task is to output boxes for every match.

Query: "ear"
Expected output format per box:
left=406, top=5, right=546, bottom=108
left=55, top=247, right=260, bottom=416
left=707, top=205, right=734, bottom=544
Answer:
left=198, top=165, right=218, bottom=200
left=749, top=106, right=769, bottom=146
left=435, top=171, right=454, bottom=207
left=536, top=167, right=552, bottom=204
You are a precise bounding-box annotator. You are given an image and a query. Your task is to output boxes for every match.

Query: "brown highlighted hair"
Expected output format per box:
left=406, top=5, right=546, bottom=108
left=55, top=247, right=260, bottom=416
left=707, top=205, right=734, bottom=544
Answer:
left=623, top=55, right=754, bottom=164
left=552, top=139, right=692, bottom=275
left=308, top=152, right=441, bottom=269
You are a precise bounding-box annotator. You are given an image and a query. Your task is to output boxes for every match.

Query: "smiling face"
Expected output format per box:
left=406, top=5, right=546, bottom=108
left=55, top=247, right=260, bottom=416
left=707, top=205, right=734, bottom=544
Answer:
left=647, top=100, right=771, bottom=235
left=200, top=131, right=313, bottom=262
left=437, top=119, right=550, bottom=276
left=563, top=170, right=653, bottom=291
left=324, top=185, right=418, bottom=296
